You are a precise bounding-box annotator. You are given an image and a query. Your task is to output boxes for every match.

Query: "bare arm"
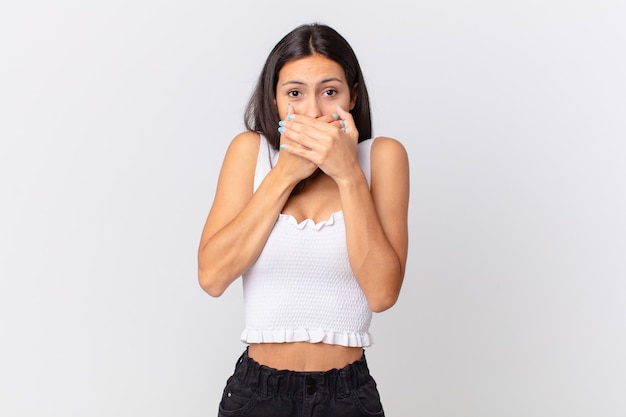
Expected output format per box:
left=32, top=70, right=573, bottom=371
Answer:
left=337, top=137, right=409, bottom=312
left=197, top=132, right=316, bottom=296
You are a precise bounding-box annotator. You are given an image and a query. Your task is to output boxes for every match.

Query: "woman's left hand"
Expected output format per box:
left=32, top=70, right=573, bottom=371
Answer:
left=278, top=105, right=360, bottom=182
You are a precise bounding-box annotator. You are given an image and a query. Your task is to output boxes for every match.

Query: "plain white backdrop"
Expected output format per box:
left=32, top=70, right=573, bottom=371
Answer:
left=1, top=1, right=625, bottom=416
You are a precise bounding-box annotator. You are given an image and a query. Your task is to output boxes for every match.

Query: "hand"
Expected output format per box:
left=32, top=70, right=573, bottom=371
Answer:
left=275, top=105, right=318, bottom=183
left=278, top=105, right=360, bottom=181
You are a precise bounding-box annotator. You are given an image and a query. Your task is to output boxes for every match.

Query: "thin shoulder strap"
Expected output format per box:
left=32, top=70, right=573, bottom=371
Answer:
left=253, top=135, right=278, bottom=192
left=357, top=138, right=376, bottom=189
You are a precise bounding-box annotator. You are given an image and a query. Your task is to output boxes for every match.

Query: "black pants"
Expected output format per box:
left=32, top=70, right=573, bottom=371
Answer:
left=217, top=348, right=385, bottom=417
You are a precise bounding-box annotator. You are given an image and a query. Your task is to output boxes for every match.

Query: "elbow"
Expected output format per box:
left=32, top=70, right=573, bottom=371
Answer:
left=368, top=264, right=404, bottom=313
left=366, top=266, right=404, bottom=313
left=198, top=268, right=227, bottom=298
left=368, top=292, right=399, bottom=313
left=198, top=248, right=245, bottom=297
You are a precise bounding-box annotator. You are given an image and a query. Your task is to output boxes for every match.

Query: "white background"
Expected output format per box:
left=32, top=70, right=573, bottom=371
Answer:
left=1, top=1, right=625, bottom=416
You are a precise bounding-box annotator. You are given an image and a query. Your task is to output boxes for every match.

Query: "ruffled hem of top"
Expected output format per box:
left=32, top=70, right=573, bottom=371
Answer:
left=277, top=210, right=344, bottom=230
left=240, top=327, right=372, bottom=347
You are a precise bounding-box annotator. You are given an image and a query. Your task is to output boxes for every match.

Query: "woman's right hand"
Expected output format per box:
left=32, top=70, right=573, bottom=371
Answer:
left=276, top=136, right=318, bottom=182
left=275, top=106, right=318, bottom=182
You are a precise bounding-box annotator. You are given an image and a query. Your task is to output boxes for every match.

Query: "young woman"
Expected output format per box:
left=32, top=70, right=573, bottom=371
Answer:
left=198, top=23, right=409, bottom=417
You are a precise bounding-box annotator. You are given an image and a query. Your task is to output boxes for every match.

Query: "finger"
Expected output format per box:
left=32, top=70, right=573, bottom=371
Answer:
left=319, top=112, right=346, bottom=133
left=278, top=142, right=317, bottom=163
left=281, top=116, right=329, bottom=146
left=322, top=118, right=345, bottom=132
left=282, top=126, right=322, bottom=151
left=277, top=103, right=293, bottom=141
left=280, top=130, right=315, bottom=153
left=286, top=112, right=338, bottom=129
left=335, top=104, right=359, bottom=137
left=315, top=113, right=340, bottom=124
left=287, top=102, right=294, bottom=121
left=335, top=105, right=352, bottom=127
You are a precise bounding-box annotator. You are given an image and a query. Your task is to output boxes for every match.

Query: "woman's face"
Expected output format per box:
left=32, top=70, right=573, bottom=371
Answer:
left=275, top=54, right=356, bottom=120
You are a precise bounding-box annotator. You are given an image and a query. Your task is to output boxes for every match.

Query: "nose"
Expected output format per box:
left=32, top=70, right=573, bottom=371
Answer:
left=299, top=97, right=323, bottom=118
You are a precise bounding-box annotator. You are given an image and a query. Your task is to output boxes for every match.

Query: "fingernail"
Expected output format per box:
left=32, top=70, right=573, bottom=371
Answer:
left=279, top=144, right=287, bottom=150
left=278, top=120, right=286, bottom=127
left=342, top=127, right=347, bottom=132
left=340, top=120, right=345, bottom=127
left=332, top=113, right=339, bottom=119
left=287, top=114, right=294, bottom=121
left=278, top=127, right=284, bottom=133
left=337, top=104, right=343, bottom=111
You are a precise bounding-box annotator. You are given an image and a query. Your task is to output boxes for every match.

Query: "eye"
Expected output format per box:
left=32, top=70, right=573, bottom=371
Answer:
left=323, top=89, right=338, bottom=97
left=287, top=90, right=301, bottom=98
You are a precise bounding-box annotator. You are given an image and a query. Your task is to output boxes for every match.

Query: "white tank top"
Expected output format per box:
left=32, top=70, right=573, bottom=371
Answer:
left=240, top=135, right=376, bottom=347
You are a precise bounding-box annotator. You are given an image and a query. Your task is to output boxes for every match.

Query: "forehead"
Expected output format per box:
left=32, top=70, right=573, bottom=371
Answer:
left=278, top=55, right=346, bottom=84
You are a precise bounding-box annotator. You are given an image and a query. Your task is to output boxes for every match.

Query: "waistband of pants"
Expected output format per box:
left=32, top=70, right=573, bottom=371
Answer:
left=232, top=347, right=373, bottom=397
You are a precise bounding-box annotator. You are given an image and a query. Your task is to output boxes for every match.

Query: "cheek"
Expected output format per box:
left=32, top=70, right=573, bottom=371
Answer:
left=275, top=96, right=288, bottom=119
left=322, top=103, right=337, bottom=116
left=322, top=99, right=350, bottom=117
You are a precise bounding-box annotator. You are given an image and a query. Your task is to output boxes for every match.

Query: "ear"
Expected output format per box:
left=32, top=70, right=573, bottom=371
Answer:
left=349, top=83, right=358, bottom=110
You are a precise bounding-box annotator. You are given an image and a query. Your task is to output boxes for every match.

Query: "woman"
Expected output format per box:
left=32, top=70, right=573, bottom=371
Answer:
left=198, top=23, right=409, bottom=416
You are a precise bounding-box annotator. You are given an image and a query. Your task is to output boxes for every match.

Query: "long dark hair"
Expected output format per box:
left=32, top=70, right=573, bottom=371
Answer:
left=244, top=23, right=372, bottom=150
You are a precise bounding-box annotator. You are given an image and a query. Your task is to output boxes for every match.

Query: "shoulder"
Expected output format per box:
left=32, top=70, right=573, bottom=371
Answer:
left=371, top=136, right=407, bottom=151
left=225, top=131, right=261, bottom=157
left=218, top=131, right=261, bottom=185
left=371, top=136, right=409, bottom=167
left=369, top=136, right=410, bottom=209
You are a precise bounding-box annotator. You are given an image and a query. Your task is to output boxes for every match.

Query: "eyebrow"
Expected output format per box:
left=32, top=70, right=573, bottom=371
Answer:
left=280, top=77, right=346, bottom=87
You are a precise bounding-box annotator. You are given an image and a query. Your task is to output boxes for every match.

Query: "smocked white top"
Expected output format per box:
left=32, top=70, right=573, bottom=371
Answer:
left=239, top=135, right=376, bottom=347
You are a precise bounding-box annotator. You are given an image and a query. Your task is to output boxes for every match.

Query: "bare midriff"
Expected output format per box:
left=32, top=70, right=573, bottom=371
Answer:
left=247, top=342, right=364, bottom=372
